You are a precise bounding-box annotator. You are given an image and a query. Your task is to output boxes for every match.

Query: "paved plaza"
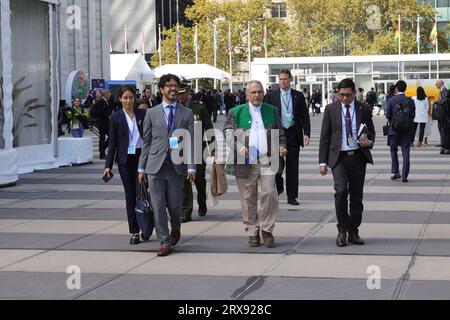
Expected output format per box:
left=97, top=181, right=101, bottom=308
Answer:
left=0, top=114, right=449, bottom=300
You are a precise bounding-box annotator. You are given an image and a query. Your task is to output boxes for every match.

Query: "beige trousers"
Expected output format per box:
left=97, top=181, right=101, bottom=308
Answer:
left=236, top=164, right=278, bottom=237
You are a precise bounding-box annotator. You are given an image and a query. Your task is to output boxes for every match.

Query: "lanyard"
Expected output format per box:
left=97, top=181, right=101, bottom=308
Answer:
left=125, top=112, right=136, bottom=143
left=281, top=91, right=292, bottom=114
left=341, top=107, right=356, bottom=139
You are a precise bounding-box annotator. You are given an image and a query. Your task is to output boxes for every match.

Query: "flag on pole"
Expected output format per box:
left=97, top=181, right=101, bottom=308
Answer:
left=416, top=17, right=421, bottom=44
left=264, top=23, right=268, bottom=58
left=394, top=23, right=400, bottom=44
left=228, top=24, right=232, bottom=53
left=429, top=20, right=438, bottom=46
left=213, top=25, right=218, bottom=52
left=176, top=29, right=182, bottom=52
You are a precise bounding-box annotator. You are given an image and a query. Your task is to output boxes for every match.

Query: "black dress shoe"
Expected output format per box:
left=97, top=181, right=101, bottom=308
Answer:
left=130, top=234, right=140, bottom=245
left=402, top=179, right=409, bottom=183
left=198, top=207, right=207, bottom=217
left=181, top=216, right=192, bottom=223
left=287, top=199, right=300, bottom=206
left=336, top=232, right=347, bottom=247
left=391, top=173, right=401, bottom=180
left=348, top=233, right=365, bottom=245
left=141, top=233, right=150, bottom=241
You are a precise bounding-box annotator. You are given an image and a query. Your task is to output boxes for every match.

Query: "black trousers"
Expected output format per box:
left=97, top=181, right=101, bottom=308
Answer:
left=276, top=127, right=301, bottom=201
left=118, top=149, right=141, bottom=234
left=331, top=150, right=367, bottom=234
left=412, top=123, right=426, bottom=143
left=443, top=125, right=450, bottom=149
left=99, top=126, right=108, bottom=157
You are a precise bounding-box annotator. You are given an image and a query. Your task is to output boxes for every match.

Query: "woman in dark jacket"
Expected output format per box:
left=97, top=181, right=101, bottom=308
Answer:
left=103, top=86, right=147, bottom=244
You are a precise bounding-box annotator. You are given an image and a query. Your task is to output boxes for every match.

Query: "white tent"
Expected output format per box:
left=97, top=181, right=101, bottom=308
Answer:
left=110, top=54, right=155, bottom=85
left=153, top=64, right=231, bottom=80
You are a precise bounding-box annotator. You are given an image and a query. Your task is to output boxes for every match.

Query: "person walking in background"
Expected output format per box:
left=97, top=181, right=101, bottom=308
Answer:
left=386, top=80, right=415, bottom=183
left=319, top=79, right=375, bottom=247
left=356, top=88, right=364, bottom=103
left=377, top=88, right=387, bottom=116
left=224, top=89, right=235, bottom=115
left=138, top=74, right=196, bottom=257
left=412, top=86, right=429, bottom=148
left=103, top=86, right=147, bottom=245
left=435, top=80, right=448, bottom=148
left=92, top=90, right=110, bottom=159
left=440, top=89, right=450, bottom=155
left=264, top=69, right=311, bottom=206
left=66, top=98, right=89, bottom=138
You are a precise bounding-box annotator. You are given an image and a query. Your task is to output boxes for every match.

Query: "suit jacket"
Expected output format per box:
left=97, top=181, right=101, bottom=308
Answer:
left=138, top=103, right=195, bottom=176
left=105, top=108, right=146, bottom=169
left=223, top=103, right=286, bottom=178
left=264, top=88, right=311, bottom=147
left=386, top=94, right=416, bottom=136
left=319, top=100, right=375, bottom=169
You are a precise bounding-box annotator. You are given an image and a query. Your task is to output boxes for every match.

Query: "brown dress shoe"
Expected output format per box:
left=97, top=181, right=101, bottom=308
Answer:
left=157, top=244, right=172, bottom=257
left=261, top=230, right=275, bottom=247
left=348, top=233, right=365, bottom=245
left=170, top=230, right=181, bottom=246
left=336, top=231, right=347, bottom=247
left=248, top=235, right=260, bottom=247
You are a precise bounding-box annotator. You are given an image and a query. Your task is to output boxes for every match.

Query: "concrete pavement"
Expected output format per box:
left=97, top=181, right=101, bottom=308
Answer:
left=0, top=113, right=449, bottom=300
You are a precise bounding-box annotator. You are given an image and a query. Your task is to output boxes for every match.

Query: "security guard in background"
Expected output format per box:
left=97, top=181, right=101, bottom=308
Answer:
left=178, top=84, right=214, bottom=223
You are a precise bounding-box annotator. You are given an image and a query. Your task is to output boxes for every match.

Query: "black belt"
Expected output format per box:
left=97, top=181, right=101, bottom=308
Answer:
left=340, top=149, right=360, bottom=157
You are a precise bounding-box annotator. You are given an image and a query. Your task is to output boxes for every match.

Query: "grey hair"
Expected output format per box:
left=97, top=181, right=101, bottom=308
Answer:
left=246, top=80, right=264, bottom=90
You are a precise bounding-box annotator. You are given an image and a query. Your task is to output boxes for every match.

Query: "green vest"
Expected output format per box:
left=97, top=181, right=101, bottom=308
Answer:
left=231, top=103, right=277, bottom=130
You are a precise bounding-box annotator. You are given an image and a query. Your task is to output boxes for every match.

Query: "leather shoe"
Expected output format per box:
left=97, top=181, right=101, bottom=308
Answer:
left=181, top=216, right=192, bottom=223
left=261, top=230, right=275, bottom=247
left=157, top=244, right=171, bottom=257
left=170, top=229, right=181, bottom=246
left=130, top=234, right=140, bottom=245
left=440, top=149, right=445, bottom=154
left=336, top=231, right=347, bottom=247
left=287, top=199, right=300, bottom=206
left=198, top=207, right=207, bottom=217
left=348, top=233, right=365, bottom=245
left=141, top=233, right=150, bottom=241
left=248, top=235, right=260, bottom=247
left=402, top=179, right=409, bottom=183
left=391, top=173, right=401, bottom=180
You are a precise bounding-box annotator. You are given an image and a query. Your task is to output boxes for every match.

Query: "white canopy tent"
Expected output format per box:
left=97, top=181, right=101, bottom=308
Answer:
left=152, top=64, right=231, bottom=80
left=110, top=54, right=155, bottom=89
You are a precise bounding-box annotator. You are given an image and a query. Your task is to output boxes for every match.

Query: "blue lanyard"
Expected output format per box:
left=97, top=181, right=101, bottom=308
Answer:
left=125, top=112, right=136, bottom=143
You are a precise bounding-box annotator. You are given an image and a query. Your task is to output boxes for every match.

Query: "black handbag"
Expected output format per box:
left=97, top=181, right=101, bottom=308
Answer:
left=383, top=122, right=390, bottom=136
left=135, top=181, right=154, bottom=239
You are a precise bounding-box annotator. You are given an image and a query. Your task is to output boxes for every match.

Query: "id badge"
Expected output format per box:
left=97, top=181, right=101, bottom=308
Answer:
left=169, top=137, right=179, bottom=149
left=348, top=138, right=358, bottom=149
left=72, top=123, right=79, bottom=130
left=128, top=144, right=136, bottom=155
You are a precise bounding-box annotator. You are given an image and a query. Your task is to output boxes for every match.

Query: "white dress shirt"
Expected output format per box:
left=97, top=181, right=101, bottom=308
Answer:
left=340, top=100, right=358, bottom=152
left=248, top=102, right=268, bottom=163
left=123, top=110, right=143, bottom=149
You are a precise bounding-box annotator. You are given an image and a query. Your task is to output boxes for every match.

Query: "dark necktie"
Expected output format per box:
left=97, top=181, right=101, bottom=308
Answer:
left=167, top=105, right=174, bottom=133
left=345, top=105, right=352, bottom=145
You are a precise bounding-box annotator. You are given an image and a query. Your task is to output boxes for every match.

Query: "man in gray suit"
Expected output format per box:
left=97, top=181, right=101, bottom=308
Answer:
left=138, top=74, right=196, bottom=257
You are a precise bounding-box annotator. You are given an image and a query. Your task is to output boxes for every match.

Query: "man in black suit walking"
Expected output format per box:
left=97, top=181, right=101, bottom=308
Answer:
left=319, top=79, right=375, bottom=247
left=264, top=70, right=311, bottom=205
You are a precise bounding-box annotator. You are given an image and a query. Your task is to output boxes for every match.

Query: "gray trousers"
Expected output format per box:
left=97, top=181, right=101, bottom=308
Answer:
left=148, top=162, right=183, bottom=246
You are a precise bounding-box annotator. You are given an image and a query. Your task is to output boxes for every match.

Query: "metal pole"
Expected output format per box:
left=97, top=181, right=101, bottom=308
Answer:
left=229, top=23, right=233, bottom=92
left=398, top=15, right=401, bottom=55
left=248, top=22, right=251, bottom=82
left=158, top=24, right=162, bottom=66
left=343, top=28, right=346, bottom=56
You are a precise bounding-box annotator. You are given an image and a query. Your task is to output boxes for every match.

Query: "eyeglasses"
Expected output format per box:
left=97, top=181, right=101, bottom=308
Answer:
left=338, top=93, right=354, bottom=98
left=164, top=84, right=179, bottom=89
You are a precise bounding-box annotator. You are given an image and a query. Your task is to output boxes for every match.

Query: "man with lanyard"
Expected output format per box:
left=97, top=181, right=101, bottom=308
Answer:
left=264, top=69, right=310, bottom=206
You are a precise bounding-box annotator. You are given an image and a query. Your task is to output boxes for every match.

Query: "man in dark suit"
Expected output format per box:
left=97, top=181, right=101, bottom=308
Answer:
left=436, top=80, right=448, bottom=148
left=319, top=79, right=375, bottom=247
left=386, top=80, right=415, bottom=183
left=264, top=70, right=311, bottom=206
left=138, top=74, right=196, bottom=257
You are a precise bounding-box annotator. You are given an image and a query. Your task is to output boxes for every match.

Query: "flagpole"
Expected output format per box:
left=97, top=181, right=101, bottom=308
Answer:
left=229, top=23, right=233, bottom=93
left=158, top=24, right=162, bottom=66
left=195, top=24, right=198, bottom=92
left=417, top=15, right=420, bottom=55
left=264, top=23, right=268, bottom=58
left=177, top=24, right=180, bottom=64
left=214, top=24, right=218, bottom=89
left=436, top=15, right=439, bottom=79
left=398, top=15, right=401, bottom=55
left=248, top=22, right=251, bottom=83
left=125, top=24, right=128, bottom=54
left=142, top=24, right=145, bottom=57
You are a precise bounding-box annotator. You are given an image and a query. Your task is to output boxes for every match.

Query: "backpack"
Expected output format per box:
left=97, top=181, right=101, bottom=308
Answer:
left=391, top=99, right=414, bottom=134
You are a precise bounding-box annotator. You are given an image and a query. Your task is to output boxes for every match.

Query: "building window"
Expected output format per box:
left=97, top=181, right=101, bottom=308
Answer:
left=271, top=3, right=287, bottom=18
